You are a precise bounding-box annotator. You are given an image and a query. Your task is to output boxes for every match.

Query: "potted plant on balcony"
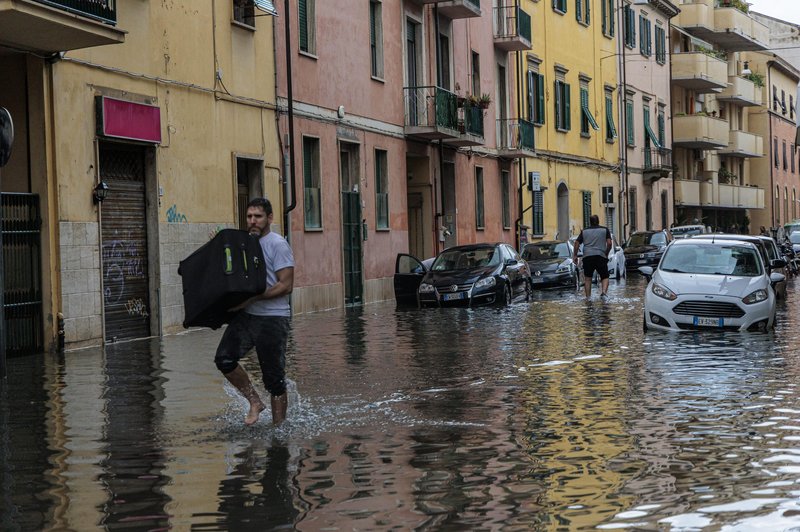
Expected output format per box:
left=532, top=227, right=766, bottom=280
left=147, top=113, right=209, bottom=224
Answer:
left=744, top=72, right=764, bottom=88
left=477, top=93, right=492, bottom=109
left=718, top=167, right=736, bottom=184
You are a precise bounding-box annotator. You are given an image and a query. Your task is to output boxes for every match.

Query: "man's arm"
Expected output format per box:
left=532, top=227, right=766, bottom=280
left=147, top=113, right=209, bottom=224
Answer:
left=572, top=239, right=581, bottom=260
left=606, top=238, right=613, bottom=255
left=230, top=267, right=294, bottom=311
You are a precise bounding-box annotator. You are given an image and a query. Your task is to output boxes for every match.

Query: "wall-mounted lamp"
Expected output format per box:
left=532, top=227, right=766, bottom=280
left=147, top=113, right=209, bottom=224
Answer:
left=93, top=181, right=109, bottom=204
left=742, top=61, right=752, bottom=76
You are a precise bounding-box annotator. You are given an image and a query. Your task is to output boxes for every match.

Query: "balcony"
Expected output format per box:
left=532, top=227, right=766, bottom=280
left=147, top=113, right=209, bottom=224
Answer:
left=672, top=114, right=729, bottom=149
left=675, top=179, right=704, bottom=206
left=445, top=104, right=485, bottom=147
left=497, top=118, right=534, bottom=158
left=438, top=0, right=481, bottom=19
left=0, top=0, right=125, bottom=54
left=493, top=5, right=531, bottom=51
left=676, top=0, right=768, bottom=51
left=404, top=86, right=460, bottom=140
left=643, top=148, right=673, bottom=184
left=671, top=52, right=728, bottom=93
left=717, top=75, right=762, bottom=106
left=718, top=130, right=763, bottom=158
left=715, top=183, right=765, bottom=208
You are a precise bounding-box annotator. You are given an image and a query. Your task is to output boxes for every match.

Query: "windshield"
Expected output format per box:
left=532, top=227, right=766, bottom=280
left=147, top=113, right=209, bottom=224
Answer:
left=671, top=226, right=704, bottom=236
left=522, top=242, right=571, bottom=260
left=660, top=244, right=763, bottom=276
left=790, top=232, right=800, bottom=245
left=627, top=232, right=666, bottom=247
left=432, top=247, right=500, bottom=271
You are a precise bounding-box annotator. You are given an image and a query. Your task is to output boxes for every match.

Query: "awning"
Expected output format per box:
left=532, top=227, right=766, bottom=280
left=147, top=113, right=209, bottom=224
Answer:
left=645, top=121, right=662, bottom=149
left=254, top=0, right=278, bottom=16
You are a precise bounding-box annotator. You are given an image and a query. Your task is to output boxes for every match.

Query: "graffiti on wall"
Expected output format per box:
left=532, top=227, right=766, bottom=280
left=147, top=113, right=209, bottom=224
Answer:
left=166, top=204, right=188, bottom=223
left=102, top=231, right=146, bottom=306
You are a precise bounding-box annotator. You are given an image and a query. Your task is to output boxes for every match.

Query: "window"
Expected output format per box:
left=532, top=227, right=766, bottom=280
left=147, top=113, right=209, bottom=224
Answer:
left=553, top=0, right=567, bottom=14
left=775, top=186, right=780, bottom=225
left=793, top=144, right=797, bottom=173
left=786, top=187, right=790, bottom=224
left=625, top=98, right=635, bottom=146
left=528, top=70, right=545, bottom=125
left=555, top=79, right=571, bottom=131
left=605, top=91, right=617, bottom=142
left=475, top=167, right=485, bottom=229
left=233, top=0, right=255, bottom=26
left=794, top=189, right=797, bottom=220
left=782, top=90, right=787, bottom=115
left=784, top=140, right=788, bottom=170
left=644, top=104, right=661, bottom=149
left=375, top=149, right=388, bottom=229
left=628, top=187, right=637, bottom=233
left=773, top=86, right=779, bottom=112
left=576, top=0, right=590, bottom=24
left=601, top=0, right=615, bottom=37
left=582, top=191, right=592, bottom=228
left=657, top=106, right=666, bottom=146
left=369, top=1, right=383, bottom=78
left=299, top=0, right=316, bottom=54
left=439, top=32, right=451, bottom=90
left=532, top=187, right=544, bottom=235
left=472, top=51, right=481, bottom=96
left=792, top=95, right=796, bottom=120
left=639, top=15, right=651, bottom=57
left=655, top=25, right=666, bottom=64
left=303, top=136, right=322, bottom=229
left=775, top=137, right=780, bottom=168
left=624, top=4, right=636, bottom=48
left=580, top=85, right=600, bottom=137
left=502, top=171, right=511, bottom=229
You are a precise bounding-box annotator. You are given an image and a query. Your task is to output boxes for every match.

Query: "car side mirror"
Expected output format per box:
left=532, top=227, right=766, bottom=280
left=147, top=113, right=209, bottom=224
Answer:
left=504, top=258, right=516, bottom=266
left=638, top=266, right=654, bottom=281
left=770, top=272, right=786, bottom=284
left=771, top=258, right=787, bottom=269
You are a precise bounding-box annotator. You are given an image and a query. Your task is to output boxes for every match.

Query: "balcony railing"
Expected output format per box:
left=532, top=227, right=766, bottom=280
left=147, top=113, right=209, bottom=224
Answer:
left=493, top=5, right=532, bottom=51
left=497, top=118, right=534, bottom=156
left=463, top=104, right=484, bottom=137
left=403, top=86, right=459, bottom=139
left=34, top=0, right=117, bottom=24
left=671, top=52, right=728, bottom=93
left=643, top=148, right=672, bottom=172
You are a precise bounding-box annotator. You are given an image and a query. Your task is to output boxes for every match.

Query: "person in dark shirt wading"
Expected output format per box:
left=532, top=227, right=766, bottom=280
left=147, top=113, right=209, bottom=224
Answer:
left=572, top=214, right=612, bottom=299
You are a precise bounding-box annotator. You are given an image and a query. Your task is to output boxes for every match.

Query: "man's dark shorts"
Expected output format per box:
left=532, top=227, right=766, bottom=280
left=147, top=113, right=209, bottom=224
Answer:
left=582, top=255, right=609, bottom=280
left=215, top=312, right=290, bottom=396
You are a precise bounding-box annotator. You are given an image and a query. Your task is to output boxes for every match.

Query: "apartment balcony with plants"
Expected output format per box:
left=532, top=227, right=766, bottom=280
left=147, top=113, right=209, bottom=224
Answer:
left=718, top=129, right=763, bottom=158
left=496, top=118, right=534, bottom=158
left=672, top=51, right=728, bottom=92
left=493, top=4, right=531, bottom=52
left=672, top=113, right=729, bottom=149
left=674, top=178, right=764, bottom=209
left=717, top=74, right=763, bottom=106
left=445, top=100, right=486, bottom=147
left=0, top=0, right=124, bottom=53
left=675, top=0, right=768, bottom=51
left=403, top=85, right=460, bottom=140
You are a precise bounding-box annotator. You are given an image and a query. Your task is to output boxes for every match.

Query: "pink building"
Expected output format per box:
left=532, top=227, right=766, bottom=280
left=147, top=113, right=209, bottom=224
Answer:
left=275, top=0, right=532, bottom=313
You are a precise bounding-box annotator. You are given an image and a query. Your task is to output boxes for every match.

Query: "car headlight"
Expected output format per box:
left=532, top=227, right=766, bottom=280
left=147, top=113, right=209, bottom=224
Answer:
left=742, top=289, right=768, bottom=304
left=651, top=283, right=677, bottom=301
left=418, top=283, right=435, bottom=293
left=474, top=277, right=496, bottom=289
left=556, top=265, right=571, bottom=274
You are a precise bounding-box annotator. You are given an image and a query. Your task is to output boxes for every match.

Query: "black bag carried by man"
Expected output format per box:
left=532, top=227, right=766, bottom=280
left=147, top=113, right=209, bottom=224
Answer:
left=178, top=229, right=266, bottom=329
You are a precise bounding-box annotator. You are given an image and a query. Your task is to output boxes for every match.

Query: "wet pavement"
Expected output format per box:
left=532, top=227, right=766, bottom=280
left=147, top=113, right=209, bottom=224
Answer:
left=4, top=276, right=800, bottom=530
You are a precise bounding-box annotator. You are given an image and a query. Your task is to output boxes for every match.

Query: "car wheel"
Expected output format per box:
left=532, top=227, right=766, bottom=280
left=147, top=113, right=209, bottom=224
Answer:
left=642, top=312, right=648, bottom=332
left=499, top=283, right=512, bottom=307
left=525, top=280, right=532, bottom=302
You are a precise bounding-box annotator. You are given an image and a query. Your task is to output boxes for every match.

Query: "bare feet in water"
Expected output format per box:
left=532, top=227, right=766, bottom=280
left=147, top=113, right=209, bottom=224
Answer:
left=244, top=400, right=266, bottom=425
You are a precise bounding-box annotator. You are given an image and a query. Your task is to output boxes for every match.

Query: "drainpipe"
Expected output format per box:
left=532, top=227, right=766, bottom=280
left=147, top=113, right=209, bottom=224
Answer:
left=515, top=40, right=525, bottom=250
left=617, top=0, right=629, bottom=241
left=434, top=5, right=444, bottom=254
left=668, top=18, right=676, bottom=228
left=282, top=0, right=297, bottom=240
left=768, top=61, right=775, bottom=230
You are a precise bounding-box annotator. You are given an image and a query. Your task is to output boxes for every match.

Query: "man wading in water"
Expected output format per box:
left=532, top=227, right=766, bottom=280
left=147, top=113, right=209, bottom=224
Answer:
left=572, top=214, right=612, bottom=299
left=214, top=198, right=294, bottom=426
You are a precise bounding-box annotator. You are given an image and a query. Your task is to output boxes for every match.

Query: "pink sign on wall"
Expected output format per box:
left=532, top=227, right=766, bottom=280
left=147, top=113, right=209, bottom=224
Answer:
left=96, top=96, right=161, bottom=143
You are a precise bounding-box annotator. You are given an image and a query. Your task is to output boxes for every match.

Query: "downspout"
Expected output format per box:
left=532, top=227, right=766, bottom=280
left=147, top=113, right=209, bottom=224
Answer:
left=617, top=0, right=629, bottom=241
left=515, top=32, right=525, bottom=250
left=283, top=0, right=297, bottom=239
left=435, top=5, right=444, bottom=254
left=668, top=17, right=676, bottom=228
left=768, top=61, right=775, bottom=229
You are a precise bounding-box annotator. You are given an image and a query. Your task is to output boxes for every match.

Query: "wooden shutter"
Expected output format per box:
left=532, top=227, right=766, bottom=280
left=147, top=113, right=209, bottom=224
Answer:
left=537, top=73, right=545, bottom=125
left=299, top=0, right=308, bottom=51
left=583, top=191, right=592, bottom=229
left=527, top=71, right=535, bottom=122
left=585, top=0, right=590, bottom=24
left=533, top=189, right=544, bottom=235
left=564, top=83, right=571, bottom=131
left=576, top=0, right=582, bottom=22
left=555, top=80, right=562, bottom=129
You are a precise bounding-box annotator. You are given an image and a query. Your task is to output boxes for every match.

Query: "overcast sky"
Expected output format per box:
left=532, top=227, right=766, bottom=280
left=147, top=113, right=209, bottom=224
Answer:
left=747, top=0, right=800, bottom=25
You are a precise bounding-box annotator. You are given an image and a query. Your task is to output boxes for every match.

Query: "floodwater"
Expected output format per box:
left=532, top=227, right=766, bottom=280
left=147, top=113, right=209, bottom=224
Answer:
left=4, top=277, right=800, bottom=530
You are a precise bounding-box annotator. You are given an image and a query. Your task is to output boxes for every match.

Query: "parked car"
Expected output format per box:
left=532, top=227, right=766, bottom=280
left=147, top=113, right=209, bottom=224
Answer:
left=567, top=232, right=626, bottom=281
left=623, top=230, right=672, bottom=271
left=670, top=224, right=712, bottom=239
left=639, top=238, right=784, bottom=332
left=691, top=234, right=786, bottom=300
left=521, top=241, right=578, bottom=289
left=393, top=243, right=531, bottom=308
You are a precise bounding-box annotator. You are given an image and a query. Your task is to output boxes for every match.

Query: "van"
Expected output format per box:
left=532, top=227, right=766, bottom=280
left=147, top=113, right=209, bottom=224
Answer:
left=670, top=224, right=711, bottom=239
left=784, top=220, right=800, bottom=237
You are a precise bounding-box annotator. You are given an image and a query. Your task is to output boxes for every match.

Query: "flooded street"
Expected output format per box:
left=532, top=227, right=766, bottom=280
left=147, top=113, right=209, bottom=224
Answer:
left=5, top=276, right=800, bottom=530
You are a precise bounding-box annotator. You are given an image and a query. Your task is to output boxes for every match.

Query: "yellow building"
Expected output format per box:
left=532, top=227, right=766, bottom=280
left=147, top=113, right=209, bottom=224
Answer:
left=0, top=2, right=281, bottom=350
left=518, top=0, right=619, bottom=243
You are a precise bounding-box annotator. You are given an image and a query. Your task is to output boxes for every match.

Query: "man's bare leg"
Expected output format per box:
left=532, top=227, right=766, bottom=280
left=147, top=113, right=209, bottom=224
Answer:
left=583, top=276, right=592, bottom=298
left=271, top=393, right=288, bottom=426
left=600, top=277, right=609, bottom=296
left=224, top=365, right=266, bottom=425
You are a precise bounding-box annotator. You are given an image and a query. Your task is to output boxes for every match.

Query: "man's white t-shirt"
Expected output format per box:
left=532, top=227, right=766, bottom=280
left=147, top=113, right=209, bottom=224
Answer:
left=245, top=231, right=294, bottom=317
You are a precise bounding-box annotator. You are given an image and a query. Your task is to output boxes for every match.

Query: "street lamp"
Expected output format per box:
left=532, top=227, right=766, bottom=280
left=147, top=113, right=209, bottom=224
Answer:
left=92, top=181, right=109, bottom=204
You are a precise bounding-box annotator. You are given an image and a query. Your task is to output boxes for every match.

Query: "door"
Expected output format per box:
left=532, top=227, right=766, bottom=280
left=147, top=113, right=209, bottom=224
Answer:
left=406, top=19, right=420, bottom=125
left=441, top=163, right=457, bottom=249
left=100, top=143, right=151, bottom=342
left=340, top=143, right=363, bottom=306
left=557, top=182, right=570, bottom=240
left=408, top=192, right=424, bottom=258
left=394, top=253, right=426, bottom=306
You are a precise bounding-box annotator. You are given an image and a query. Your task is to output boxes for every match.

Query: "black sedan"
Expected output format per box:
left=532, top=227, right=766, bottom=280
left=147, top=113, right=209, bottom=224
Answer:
left=623, top=230, right=672, bottom=271
left=522, top=241, right=579, bottom=289
left=393, top=243, right=531, bottom=307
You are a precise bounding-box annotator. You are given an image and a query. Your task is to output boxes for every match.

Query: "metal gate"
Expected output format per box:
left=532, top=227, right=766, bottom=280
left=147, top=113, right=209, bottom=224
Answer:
left=342, top=191, right=363, bottom=306
left=100, top=144, right=151, bottom=342
left=2, top=193, right=43, bottom=357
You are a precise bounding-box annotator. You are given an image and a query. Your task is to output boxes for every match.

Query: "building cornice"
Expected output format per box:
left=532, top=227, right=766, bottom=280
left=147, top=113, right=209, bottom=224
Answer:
left=634, top=0, right=680, bottom=19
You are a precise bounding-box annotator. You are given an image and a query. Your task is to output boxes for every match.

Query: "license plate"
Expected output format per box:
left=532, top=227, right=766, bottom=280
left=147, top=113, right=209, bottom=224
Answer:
left=693, top=316, right=723, bottom=327
left=443, top=292, right=466, bottom=301
left=637, top=259, right=648, bottom=264
left=532, top=277, right=543, bottom=283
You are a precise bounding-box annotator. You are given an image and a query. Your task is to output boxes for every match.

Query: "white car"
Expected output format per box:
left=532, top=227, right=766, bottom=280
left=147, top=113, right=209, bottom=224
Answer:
left=568, top=233, right=626, bottom=280
left=640, top=238, right=784, bottom=332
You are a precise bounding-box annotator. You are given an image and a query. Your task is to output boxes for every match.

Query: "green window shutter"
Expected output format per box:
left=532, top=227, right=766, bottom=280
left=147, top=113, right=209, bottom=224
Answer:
left=609, top=0, right=615, bottom=36
left=299, top=0, right=308, bottom=52
left=601, top=0, right=606, bottom=34
left=370, top=3, right=376, bottom=47
left=583, top=191, right=592, bottom=229
left=564, top=83, right=571, bottom=131
left=626, top=100, right=634, bottom=145
left=533, top=189, right=544, bottom=235
left=576, top=0, right=581, bottom=21
left=606, top=95, right=617, bottom=140
left=639, top=15, right=644, bottom=53
left=657, top=112, right=665, bottom=145
left=536, top=73, right=545, bottom=125
left=527, top=71, right=535, bottom=122
left=643, top=106, right=650, bottom=147
left=555, top=80, right=562, bottom=129
left=585, top=0, right=590, bottom=25
left=303, top=138, right=313, bottom=188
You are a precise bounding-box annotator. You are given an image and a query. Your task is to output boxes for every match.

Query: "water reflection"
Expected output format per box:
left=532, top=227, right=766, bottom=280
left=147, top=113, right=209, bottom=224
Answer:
left=3, top=279, right=800, bottom=529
